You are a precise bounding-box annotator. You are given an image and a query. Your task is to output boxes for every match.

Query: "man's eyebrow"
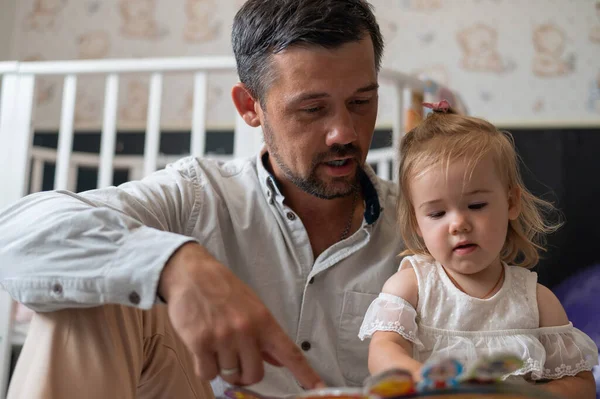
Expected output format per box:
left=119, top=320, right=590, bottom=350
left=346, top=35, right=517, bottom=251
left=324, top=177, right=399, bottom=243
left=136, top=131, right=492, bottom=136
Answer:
left=289, top=92, right=330, bottom=104
left=356, top=83, right=379, bottom=93
left=288, top=82, right=379, bottom=105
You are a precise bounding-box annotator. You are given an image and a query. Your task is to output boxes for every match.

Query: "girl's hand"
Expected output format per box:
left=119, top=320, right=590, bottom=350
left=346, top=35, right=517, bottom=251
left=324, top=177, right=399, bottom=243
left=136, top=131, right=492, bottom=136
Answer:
left=537, top=371, right=596, bottom=399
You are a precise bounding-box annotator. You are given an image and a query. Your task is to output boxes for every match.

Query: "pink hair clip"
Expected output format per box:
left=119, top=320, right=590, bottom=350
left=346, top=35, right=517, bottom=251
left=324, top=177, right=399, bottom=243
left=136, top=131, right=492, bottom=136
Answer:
left=423, top=99, right=451, bottom=113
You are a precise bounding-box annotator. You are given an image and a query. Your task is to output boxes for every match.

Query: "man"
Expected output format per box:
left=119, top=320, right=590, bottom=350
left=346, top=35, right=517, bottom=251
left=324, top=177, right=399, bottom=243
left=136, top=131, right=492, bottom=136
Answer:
left=0, top=1, right=402, bottom=398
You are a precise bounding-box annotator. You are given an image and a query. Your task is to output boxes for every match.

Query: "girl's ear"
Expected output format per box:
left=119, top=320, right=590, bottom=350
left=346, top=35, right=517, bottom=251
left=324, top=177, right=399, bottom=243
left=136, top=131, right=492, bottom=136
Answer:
left=508, top=186, right=521, bottom=220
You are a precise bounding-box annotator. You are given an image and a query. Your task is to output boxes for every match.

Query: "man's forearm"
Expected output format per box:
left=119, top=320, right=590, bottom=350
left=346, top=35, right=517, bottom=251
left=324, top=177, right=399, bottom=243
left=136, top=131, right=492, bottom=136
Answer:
left=0, top=189, right=194, bottom=311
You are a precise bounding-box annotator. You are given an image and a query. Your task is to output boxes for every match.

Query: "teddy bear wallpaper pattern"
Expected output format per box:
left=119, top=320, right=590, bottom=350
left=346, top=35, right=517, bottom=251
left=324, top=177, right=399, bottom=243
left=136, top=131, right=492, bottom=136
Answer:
left=13, top=0, right=600, bottom=130
left=372, top=0, right=599, bottom=123
left=16, top=0, right=236, bottom=130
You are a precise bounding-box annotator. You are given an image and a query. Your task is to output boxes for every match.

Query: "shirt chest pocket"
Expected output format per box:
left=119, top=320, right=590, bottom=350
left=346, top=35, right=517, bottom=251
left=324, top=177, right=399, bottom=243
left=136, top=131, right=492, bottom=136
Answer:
left=337, top=290, right=378, bottom=386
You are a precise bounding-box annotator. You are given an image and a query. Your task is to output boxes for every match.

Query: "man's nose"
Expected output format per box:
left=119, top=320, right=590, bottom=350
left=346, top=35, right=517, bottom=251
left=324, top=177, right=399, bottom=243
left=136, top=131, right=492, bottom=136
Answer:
left=325, top=110, right=357, bottom=147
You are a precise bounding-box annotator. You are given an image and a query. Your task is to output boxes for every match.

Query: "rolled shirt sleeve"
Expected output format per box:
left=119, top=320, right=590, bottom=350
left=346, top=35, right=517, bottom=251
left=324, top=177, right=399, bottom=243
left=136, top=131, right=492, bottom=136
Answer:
left=0, top=157, right=204, bottom=311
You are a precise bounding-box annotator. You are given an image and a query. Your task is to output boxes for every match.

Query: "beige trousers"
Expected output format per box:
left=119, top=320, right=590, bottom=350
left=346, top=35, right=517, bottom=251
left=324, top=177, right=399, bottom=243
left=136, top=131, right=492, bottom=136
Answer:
left=7, top=304, right=215, bottom=399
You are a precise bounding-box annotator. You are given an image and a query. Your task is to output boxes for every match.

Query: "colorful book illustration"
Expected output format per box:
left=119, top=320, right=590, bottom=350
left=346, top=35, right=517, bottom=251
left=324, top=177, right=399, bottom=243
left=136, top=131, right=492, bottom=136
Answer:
left=221, top=353, right=560, bottom=399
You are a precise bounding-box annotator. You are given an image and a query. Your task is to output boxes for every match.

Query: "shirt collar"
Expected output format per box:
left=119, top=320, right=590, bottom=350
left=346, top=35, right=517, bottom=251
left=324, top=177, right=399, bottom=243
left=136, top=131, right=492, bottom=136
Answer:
left=256, top=148, right=384, bottom=224
left=256, top=149, right=283, bottom=206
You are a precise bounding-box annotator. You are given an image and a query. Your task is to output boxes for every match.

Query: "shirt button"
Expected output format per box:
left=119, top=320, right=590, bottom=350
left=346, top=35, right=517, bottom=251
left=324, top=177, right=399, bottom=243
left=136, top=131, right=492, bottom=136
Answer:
left=52, top=283, right=63, bottom=295
left=308, top=277, right=315, bottom=284
left=301, top=341, right=311, bottom=351
left=286, top=212, right=296, bottom=221
left=129, top=291, right=141, bottom=305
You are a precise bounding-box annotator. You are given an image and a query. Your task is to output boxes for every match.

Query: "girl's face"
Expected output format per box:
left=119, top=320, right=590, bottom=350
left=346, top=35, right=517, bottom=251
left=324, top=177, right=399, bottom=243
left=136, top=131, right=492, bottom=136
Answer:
left=410, top=153, right=520, bottom=276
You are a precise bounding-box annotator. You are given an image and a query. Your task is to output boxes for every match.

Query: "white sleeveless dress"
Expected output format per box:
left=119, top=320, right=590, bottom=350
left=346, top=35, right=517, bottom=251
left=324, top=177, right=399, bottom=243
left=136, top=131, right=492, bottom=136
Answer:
left=358, top=255, right=598, bottom=381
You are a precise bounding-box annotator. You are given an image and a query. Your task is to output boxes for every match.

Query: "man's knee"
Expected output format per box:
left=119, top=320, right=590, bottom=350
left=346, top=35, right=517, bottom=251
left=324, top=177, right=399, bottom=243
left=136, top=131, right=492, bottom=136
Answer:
left=8, top=305, right=145, bottom=399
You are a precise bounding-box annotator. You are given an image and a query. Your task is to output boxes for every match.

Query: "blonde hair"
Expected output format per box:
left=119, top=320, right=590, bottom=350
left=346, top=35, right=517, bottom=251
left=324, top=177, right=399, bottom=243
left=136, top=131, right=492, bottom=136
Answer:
left=397, top=110, right=561, bottom=268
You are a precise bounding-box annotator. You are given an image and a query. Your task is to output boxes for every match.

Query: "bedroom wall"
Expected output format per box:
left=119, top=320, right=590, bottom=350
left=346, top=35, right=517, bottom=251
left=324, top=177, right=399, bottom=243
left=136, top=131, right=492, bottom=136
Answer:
left=8, top=0, right=600, bottom=130
left=0, top=0, right=17, bottom=60
left=6, top=1, right=600, bottom=287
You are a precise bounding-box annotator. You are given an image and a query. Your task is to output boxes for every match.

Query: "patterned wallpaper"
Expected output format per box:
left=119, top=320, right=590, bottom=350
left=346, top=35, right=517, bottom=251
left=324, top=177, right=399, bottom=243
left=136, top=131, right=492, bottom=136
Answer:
left=10, top=0, right=600, bottom=130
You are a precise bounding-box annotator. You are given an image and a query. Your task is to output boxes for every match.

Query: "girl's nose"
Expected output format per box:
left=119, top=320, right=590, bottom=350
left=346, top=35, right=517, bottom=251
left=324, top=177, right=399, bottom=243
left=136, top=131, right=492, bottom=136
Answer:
left=450, top=214, right=471, bottom=234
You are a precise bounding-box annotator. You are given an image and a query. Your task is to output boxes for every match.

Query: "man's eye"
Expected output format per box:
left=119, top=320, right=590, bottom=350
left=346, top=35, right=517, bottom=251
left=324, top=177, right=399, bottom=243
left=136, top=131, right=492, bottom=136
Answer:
left=469, top=203, right=487, bottom=210
left=303, top=106, right=322, bottom=114
left=428, top=211, right=445, bottom=219
left=351, top=99, right=370, bottom=105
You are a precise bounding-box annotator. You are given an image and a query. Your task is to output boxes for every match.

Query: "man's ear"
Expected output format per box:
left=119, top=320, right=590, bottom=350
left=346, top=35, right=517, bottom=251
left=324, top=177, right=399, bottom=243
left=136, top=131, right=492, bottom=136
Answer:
left=508, top=186, right=522, bottom=221
left=231, top=83, right=262, bottom=128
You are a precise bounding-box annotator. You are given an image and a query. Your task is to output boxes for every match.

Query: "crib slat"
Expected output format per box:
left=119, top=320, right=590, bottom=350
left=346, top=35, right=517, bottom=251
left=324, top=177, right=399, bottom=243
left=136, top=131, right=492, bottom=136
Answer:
left=190, top=72, right=207, bottom=158
left=30, top=157, right=44, bottom=193
left=402, top=87, right=413, bottom=133
left=143, top=73, right=163, bottom=176
left=98, top=74, right=120, bottom=188
left=0, top=74, right=35, bottom=205
left=233, top=113, right=263, bottom=159
left=377, top=160, right=391, bottom=181
left=0, top=71, right=35, bottom=398
left=0, top=290, right=12, bottom=397
left=392, top=84, right=405, bottom=151
left=129, top=163, right=144, bottom=181
left=68, top=165, right=78, bottom=192
left=54, top=74, right=77, bottom=190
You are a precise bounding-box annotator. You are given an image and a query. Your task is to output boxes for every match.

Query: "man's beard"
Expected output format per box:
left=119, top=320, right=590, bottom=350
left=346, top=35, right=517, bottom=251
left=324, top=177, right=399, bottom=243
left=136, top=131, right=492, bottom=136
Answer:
left=263, top=119, right=361, bottom=200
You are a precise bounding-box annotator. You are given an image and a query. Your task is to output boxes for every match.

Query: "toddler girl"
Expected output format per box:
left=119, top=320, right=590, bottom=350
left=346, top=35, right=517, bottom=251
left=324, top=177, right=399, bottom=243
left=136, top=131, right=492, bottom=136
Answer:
left=358, top=101, right=598, bottom=395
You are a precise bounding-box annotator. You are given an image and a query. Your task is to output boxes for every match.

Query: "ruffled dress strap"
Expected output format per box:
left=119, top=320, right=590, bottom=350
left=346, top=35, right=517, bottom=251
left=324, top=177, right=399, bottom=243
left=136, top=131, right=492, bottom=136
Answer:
left=358, top=292, right=423, bottom=348
left=537, top=323, right=599, bottom=380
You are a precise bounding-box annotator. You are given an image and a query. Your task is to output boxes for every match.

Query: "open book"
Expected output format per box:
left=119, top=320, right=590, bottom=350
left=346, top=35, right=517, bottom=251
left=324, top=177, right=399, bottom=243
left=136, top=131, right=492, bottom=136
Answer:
left=220, top=354, right=560, bottom=399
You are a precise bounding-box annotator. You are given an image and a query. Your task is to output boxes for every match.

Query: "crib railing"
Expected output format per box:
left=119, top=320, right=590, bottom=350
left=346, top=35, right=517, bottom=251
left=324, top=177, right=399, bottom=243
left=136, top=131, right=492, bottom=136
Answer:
left=0, top=56, right=426, bottom=395
left=27, top=146, right=235, bottom=192
left=0, top=57, right=425, bottom=200
left=27, top=146, right=397, bottom=193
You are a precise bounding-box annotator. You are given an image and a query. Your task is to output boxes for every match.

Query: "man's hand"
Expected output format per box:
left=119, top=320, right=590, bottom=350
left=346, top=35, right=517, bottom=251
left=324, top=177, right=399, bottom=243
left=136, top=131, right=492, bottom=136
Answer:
left=159, top=242, right=324, bottom=389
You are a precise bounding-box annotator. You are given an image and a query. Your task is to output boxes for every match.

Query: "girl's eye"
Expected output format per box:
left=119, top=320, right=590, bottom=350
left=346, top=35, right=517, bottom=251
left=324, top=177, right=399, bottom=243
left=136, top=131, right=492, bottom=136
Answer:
left=469, top=203, right=487, bottom=210
left=428, top=211, right=445, bottom=219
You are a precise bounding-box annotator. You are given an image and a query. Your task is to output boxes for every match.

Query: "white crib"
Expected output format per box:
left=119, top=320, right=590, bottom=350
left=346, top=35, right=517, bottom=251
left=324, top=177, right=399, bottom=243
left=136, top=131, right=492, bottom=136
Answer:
left=0, top=56, right=428, bottom=396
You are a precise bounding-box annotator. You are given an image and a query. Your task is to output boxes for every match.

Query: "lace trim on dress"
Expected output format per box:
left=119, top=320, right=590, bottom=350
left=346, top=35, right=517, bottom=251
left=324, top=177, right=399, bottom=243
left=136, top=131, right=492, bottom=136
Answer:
left=540, top=358, right=596, bottom=380
left=537, top=326, right=598, bottom=380
left=359, top=322, right=419, bottom=344
left=510, top=357, right=596, bottom=380
left=417, top=324, right=598, bottom=381
left=357, top=272, right=598, bottom=382
left=358, top=293, right=423, bottom=348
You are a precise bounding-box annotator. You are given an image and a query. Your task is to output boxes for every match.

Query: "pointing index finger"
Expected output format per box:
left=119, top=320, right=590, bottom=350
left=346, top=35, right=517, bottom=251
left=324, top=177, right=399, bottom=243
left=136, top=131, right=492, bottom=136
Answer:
left=260, top=325, right=324, bottom=390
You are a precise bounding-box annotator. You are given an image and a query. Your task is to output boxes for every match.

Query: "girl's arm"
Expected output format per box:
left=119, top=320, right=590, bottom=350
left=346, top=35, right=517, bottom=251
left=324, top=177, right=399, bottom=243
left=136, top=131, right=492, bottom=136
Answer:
left=368, top=267, right=423, bottom=380
left=538, top=372, right=596, bottom=399
left=369, top=331, right=423, bottom=381
left=535, top=284, right=596, bottom=399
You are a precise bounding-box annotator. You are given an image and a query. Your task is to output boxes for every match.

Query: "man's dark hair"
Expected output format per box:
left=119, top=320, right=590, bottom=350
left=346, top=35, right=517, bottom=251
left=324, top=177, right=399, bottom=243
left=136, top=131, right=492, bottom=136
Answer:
left=232, top=0, right=384, bottom=105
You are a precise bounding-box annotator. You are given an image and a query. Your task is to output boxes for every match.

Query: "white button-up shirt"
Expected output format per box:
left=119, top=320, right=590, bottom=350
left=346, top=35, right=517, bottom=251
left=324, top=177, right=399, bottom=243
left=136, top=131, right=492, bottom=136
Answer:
left=0, top=153, right=403, bottom=397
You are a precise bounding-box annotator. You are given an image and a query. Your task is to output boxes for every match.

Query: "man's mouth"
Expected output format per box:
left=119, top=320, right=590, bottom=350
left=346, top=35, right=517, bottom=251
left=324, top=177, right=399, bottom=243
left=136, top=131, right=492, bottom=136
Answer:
left=325, top=159, right=351, bottom=167
left=320, top=158, right=356, bottom=177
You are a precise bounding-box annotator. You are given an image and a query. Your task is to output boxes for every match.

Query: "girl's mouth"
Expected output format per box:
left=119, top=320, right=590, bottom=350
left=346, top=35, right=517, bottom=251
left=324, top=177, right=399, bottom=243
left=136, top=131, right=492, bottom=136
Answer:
left=453, top=243, right=477, bottom=255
